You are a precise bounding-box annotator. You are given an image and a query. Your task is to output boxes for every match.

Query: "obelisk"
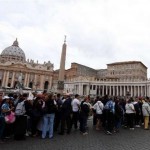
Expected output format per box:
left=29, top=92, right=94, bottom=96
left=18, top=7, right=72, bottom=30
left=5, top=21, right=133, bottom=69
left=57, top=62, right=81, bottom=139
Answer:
left=57, top=36, right=67, bottom=94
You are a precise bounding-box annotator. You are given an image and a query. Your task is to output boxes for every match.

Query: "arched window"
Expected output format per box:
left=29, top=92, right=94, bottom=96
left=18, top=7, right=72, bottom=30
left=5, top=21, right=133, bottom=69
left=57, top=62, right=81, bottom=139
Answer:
left=44, top=81, right=49, bottom=90
left=29, top=82, right=33, bottom=89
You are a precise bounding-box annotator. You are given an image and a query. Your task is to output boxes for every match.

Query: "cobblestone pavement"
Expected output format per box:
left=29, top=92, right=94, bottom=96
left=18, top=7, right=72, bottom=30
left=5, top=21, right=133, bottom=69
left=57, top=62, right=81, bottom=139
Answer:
left=1, top=118, right=150, bottom=150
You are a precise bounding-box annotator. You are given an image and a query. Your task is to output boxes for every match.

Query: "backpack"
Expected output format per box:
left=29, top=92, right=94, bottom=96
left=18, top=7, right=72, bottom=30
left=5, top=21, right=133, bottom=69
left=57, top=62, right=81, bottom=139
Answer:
left=105, top=101, right=111, bottom=110
left=80, top=101, right=90, bottom=115
left=15, top=100, right=26, bottom=116
left=104, top=101, right=113, bottom=112
left=46, top=100, right=57, bottom=114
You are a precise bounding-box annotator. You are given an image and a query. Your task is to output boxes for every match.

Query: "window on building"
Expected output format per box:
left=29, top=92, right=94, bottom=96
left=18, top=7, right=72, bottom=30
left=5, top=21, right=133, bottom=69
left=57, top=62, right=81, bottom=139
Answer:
left=93, top=85, right=96, bottom=90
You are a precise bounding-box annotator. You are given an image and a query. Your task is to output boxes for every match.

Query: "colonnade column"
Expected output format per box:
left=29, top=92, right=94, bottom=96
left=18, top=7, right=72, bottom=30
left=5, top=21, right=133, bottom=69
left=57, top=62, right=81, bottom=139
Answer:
left=116, top=86, right=118, bottom=96
left=141, top=86, right=143, bottom=97
left=131, top=86, right=133, bottom=97
left=124, top=86, right=126, bottom=96
left=138, top=86, right=139, bottom=97
left=112, top=86, right=114, bottom=96
left=106, top=86, right=108, bottom=95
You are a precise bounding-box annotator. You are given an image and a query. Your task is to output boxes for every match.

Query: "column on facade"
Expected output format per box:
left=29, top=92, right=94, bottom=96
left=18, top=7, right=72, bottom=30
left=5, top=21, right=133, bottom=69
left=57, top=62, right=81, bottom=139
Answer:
left=2, top=71, right=6, bottom=87
left=95, top=85, right=98, bottom=95
left=5, top=71, right=9, bottom=87
left=33, top=74, right=37, bottom=90
left=79, top=83, right=83, bottom=95
left=86, top=84, right=90, bottom=96
left=147, top=85, right=149, bottom=97
left=24, top=73, right=28, bottom=87
left=11, top=72, right=15, bottom=88
left=49, top=76, right=53, bottom=90
left=40, top=75, right=44, bottom=90
left=25, top=73, right=29, bottom=87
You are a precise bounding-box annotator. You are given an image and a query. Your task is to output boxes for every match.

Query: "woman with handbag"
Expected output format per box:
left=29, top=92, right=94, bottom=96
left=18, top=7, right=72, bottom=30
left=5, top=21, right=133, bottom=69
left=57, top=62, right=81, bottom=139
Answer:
left=1, top=96, right=15, bottom=139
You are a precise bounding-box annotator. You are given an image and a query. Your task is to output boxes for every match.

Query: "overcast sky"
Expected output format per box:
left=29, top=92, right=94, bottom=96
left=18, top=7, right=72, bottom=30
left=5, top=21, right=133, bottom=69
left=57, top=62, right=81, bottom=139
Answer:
left=0, top=0, right=150, bottom=77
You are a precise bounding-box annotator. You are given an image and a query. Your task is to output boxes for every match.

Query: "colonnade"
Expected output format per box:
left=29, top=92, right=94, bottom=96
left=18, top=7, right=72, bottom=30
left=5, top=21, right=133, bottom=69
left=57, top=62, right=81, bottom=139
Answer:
left=72, top=82, right=150, bottom=97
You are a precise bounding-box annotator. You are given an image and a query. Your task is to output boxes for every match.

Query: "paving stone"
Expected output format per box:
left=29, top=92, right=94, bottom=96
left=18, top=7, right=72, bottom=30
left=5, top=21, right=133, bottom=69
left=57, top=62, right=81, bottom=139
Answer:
left=0, top=118, right=150, bottom=150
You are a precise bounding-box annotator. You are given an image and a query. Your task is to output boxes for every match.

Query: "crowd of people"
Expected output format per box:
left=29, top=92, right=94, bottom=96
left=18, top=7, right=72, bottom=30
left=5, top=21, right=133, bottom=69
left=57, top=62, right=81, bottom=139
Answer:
left=0, top=91, right=150, bottom=144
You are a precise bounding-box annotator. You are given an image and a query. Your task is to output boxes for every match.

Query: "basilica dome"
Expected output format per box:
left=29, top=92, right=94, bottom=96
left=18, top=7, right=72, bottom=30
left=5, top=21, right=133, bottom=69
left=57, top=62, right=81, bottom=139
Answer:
left=1, top=39, right=26, bottom=62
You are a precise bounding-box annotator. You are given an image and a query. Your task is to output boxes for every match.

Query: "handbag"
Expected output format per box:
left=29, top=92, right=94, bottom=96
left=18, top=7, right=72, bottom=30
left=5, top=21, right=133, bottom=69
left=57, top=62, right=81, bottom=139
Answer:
left=5, top=111, right=16, bottom=124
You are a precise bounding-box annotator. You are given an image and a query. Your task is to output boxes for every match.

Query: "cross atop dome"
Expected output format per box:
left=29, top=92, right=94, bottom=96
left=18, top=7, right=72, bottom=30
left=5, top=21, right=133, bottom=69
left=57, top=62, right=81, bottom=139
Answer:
left=12, top=38, right=19, bottom=47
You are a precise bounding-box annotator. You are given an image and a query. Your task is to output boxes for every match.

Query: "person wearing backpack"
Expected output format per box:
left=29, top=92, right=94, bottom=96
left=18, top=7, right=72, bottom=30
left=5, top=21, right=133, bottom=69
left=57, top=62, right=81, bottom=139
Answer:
left=104, top=97, right=115, bottom=135
left=14, top=93, right=28, bottom=140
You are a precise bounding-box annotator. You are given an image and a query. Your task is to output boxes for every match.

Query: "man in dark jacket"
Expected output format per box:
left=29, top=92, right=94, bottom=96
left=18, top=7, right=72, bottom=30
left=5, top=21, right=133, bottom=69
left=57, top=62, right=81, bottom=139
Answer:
left=59, top=94, right=72, bottom=135
left=54, top=93, right=63, bottom=131
left=79, top=96, right=90, bottom=135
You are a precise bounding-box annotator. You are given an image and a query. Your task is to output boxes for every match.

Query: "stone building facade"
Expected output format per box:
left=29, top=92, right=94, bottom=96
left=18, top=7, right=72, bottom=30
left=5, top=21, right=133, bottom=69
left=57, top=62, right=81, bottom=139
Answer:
left=53, top=61, right=149, bottom=97
left=0, top=39, right=53, bottom=91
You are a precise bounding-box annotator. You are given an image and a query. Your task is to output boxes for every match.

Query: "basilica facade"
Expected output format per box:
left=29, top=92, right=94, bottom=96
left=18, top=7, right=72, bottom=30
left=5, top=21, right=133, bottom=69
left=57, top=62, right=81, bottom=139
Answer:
left=0, top=39, right=53, bottom=92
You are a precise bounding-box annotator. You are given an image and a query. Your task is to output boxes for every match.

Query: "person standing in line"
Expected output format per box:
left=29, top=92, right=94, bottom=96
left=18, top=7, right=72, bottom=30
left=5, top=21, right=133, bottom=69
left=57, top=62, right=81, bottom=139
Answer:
left=59, top=94, right=72, bottom=135
left=142, top=97, right=150, bottom=130
left=104, top=97, right=115, bottom=135
left=42, top=94, right=57, bottom=139
left=114, top=99, right=124, bottom=132
left=125, top=98, right=135, bottom=130
left=54, top=93, right=63, bottom=132
left=14, top=94, right=28, bottom=140
left=93, top=98, right=104, bottom=131
left=79, top=96, right=90, bottom=135
left=71, top=94, right=80, bottom=130
left=133, top=97, right=141, bottom=127
left=1, top=96, right=14, bottom=139
left=92, top=96, right=99, bottom=126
